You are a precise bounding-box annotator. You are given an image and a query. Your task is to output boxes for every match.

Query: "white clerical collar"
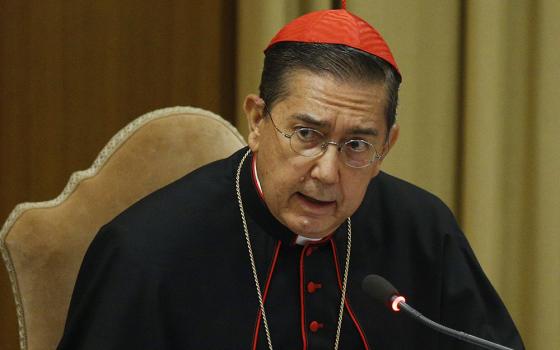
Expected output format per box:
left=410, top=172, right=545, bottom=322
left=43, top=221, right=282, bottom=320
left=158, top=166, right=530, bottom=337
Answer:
left=294, top=235, right=322, bottom=245
left=252, top=154, right=322, bottom=246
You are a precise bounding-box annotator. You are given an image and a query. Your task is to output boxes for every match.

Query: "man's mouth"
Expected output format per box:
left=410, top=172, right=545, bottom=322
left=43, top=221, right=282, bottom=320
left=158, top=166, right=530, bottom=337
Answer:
left=299, top=193, right=335, bottom=204
left=296, top=192, right=337, bottom=214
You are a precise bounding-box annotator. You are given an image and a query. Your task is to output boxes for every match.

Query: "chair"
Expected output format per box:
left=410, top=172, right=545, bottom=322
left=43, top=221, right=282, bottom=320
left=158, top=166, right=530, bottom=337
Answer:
left=0, top=106, right=246, bottom=350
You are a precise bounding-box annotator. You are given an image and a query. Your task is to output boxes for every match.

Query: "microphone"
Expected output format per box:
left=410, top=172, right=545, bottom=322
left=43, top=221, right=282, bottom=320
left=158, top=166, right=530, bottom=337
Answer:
left=361, top=275, right=514, bottom=350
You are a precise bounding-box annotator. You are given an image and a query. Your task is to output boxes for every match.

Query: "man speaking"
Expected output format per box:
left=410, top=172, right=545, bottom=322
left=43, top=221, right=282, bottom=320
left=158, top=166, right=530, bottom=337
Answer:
left=57, top=5, right=524, bottom=350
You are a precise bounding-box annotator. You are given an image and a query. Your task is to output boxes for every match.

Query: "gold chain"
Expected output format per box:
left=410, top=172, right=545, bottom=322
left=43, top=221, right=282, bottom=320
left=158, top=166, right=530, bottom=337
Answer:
left=235, top=150, right=352, bottom=350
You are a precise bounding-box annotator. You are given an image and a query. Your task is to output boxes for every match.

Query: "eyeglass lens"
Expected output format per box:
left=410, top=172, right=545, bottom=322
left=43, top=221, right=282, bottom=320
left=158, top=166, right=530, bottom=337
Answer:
left=290, top=128, right=379, bottom=168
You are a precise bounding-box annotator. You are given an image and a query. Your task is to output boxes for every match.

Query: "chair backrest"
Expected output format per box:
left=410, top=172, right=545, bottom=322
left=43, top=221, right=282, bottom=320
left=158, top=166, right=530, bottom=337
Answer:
left=0, top=106, right=246, bottom=350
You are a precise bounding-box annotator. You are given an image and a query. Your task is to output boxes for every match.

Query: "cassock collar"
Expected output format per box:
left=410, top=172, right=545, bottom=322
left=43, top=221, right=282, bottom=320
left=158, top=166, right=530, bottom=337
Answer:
left=239, top=151, right=298, bottom=245
left=239, top=150, right=344, bottom=246
left=251, top=154, right=323, bottom=246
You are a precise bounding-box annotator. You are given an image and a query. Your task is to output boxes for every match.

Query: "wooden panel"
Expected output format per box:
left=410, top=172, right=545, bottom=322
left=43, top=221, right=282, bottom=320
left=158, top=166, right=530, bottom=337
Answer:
left=0, top=1, right=236, bottom=349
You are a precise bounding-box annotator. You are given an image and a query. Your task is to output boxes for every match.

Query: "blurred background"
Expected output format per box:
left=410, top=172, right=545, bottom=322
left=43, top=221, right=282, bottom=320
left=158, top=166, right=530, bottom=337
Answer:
left=1, top=0, right=558, bottom=349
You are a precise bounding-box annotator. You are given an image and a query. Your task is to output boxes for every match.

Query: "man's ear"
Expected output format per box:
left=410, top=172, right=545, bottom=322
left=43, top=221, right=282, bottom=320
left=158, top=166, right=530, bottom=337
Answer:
left=244, top=94, right=266, bottom=152
left=378, top=123, right=400, bottom=162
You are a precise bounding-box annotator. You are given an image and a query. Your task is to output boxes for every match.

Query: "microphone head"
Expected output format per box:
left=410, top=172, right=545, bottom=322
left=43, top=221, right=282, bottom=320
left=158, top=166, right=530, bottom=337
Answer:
left=361, top=274, right=399, bottom=305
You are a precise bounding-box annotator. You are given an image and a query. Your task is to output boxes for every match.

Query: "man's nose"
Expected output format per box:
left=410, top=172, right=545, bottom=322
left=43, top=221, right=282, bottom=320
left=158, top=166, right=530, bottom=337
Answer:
left=310, top=143, right=340, bottom=184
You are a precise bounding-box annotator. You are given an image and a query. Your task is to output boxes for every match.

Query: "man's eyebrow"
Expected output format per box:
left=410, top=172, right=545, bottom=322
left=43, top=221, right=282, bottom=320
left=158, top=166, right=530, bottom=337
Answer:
left=289, top=113, right=381, bottom=136
left=289, top=113, right=329, bottom=128
left=348, top=126, right=380, bottom=137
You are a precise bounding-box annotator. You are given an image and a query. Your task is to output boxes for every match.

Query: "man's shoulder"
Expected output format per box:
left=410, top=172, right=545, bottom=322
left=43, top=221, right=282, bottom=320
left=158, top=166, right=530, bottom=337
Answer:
left=94, top=149, right=245, bottom=253
left=359, top=171, right=460, bottom=234
left=118, top=154, right=235, bottom=220
left=370, top=171, right=451, bottom=210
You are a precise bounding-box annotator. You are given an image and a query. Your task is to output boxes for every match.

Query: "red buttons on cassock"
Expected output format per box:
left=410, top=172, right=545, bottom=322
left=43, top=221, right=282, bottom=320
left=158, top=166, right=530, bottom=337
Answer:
left=305, top=246, right=318, bottom=256
left=306, top=281, right=323, bottom=293
left=309, top=321, right=324, bottom=332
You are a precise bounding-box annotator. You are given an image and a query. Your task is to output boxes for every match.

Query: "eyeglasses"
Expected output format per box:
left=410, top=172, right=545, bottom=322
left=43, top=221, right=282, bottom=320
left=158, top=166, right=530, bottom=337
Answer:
left=264, top=106, right=385, bottom=168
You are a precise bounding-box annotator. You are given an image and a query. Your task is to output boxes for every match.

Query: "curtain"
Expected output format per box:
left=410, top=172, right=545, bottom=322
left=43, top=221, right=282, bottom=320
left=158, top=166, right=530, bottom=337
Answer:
left=236, top=1, right=560, bottom=349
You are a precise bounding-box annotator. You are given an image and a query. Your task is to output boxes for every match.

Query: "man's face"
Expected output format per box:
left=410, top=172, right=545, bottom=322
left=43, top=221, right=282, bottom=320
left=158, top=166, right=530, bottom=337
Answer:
left=245, top=70, right=398, bottom=239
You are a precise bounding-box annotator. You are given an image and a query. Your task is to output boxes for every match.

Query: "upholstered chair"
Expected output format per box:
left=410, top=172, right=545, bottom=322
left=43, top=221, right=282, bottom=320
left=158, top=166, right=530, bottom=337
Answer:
left=0, top=107, right=246, bottom=350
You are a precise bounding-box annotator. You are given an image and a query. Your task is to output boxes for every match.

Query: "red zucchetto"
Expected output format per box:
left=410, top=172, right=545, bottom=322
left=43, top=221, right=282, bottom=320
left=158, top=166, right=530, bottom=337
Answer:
left=266, top=9, right=400, bottom=77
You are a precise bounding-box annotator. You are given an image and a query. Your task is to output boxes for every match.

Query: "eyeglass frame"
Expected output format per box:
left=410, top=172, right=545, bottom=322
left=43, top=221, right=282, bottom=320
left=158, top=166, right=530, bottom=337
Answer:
left=262, top=104, right=388, bottom=168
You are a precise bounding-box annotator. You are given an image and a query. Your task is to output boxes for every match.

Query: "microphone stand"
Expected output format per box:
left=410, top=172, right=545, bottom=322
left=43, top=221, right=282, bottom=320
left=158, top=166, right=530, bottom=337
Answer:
left=395, top=298, right=514, bottom=350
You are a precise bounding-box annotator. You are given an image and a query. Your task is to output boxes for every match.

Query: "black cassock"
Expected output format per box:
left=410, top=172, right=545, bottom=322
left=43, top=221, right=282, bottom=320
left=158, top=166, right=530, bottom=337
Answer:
left=58, top=147, right=524, bottom=349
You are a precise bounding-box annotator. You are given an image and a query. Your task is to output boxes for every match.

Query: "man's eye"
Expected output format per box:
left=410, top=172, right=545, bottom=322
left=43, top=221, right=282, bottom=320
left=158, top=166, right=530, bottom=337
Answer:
left=295, top=128, right=321, bottom=143
left=346, top=140, right=370, bottom=152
